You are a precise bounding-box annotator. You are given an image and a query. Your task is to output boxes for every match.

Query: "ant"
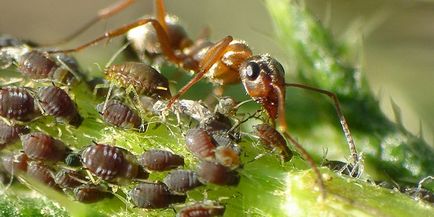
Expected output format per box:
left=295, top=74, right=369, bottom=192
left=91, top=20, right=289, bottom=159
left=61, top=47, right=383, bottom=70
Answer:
left=47, top=0, right=359, bottom=198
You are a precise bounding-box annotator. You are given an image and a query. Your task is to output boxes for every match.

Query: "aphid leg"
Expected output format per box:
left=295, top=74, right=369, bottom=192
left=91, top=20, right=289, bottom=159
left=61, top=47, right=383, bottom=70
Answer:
left=272, top=83, right=327, bottom=199
left=47, top=18, right=180, bottom=64
left=42, top=0, right=136, bottom=46
left=55, top=56, right=81, bottom=82
left=93, top=82, right=110, bottom=96
left=166, top=36, right=233, bottom=108
left=285, top=83, right=359, bottom=166
left=102, top=83, right=115, bottom=113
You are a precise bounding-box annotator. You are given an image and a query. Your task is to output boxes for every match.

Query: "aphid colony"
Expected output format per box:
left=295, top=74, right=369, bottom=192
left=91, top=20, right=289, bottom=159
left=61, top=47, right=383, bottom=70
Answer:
left=0, top=0, right=375, bottom=214
left=0, top=34, right=295, bottom=215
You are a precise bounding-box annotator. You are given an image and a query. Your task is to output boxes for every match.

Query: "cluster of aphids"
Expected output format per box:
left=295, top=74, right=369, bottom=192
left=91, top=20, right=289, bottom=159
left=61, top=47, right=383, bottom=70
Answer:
left=0, top=31, right=300, bottom=216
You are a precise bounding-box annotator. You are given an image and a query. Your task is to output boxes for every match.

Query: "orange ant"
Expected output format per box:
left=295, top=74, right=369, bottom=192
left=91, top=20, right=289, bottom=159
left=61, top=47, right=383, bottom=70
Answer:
left=47, top=0, right=360, bottom=198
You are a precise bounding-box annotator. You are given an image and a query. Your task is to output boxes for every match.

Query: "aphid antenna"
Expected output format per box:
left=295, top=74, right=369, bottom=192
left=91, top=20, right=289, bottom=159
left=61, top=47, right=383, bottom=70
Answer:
left=55, top=55, right=82, bottom=82
left=415, top=176, right=434, bottom=199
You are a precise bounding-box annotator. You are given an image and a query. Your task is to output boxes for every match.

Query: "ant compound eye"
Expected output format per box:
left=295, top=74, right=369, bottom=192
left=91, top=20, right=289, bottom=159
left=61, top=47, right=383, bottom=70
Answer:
left=245, top=61, right=261, bottom=81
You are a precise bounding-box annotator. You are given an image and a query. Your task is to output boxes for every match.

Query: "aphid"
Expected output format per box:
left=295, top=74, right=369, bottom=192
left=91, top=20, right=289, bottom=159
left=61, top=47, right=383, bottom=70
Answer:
left=96, top=100, right=143, bottom=130
left=55, top=169, right=86, bottom=189
left=21, top=132, right=70, bottom=162
left=177, top=201, right=225, bottom=217
left=322, top=160, right=358, bottom=177
left=196, top=161, right=239, bottom=186
left=37, top=86, right=82, bottom=127
left=50, top=0, right=360, bottom=198
left=64, top=152, right=82, bottom=167
left=199, top=112, right=232, bottom=134
left=0, top=119, right=29, bottom=150
left=139, top=149, right=184, bottom=171
left=104, top=62, right=171, bottom=99
left=18, top=50, right=77, bottom=84
left=0, top=86, right=39, bottom=121
left=163, top=170, right=202, bottom=193
left=74, top=184, right=111, bottom=203
left=81, top=143, right=143, bottom=182
left=253, top=124, right=293, bottom=162
left=129, top=182, right=186, bottom=209
left=27, top=161, right=58, bottom=188
left=1, top=152, right=29, bottom=175
left=214, top=146, right=240, bottom=170
left=185, top=127, right=216, bottom=161
left=402, top=187, right=434, bottom=204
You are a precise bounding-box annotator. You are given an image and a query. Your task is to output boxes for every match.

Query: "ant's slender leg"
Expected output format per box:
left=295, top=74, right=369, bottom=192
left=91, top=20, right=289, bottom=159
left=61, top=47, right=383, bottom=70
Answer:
left=47, top=18, right=180, bottom=64
left=285, top=83, right=359, bottom=165
left=166, top=36, right=233, bottom=108
left=272, top=83, right=327, bottom=199
left=155, top=0, right=168, bottom=33
left=42, top=0, right=136, bottom=46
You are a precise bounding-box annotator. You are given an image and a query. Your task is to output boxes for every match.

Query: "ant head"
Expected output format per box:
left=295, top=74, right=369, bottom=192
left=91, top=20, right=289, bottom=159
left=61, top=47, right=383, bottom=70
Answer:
left=239, top=55, right=285, bottom=120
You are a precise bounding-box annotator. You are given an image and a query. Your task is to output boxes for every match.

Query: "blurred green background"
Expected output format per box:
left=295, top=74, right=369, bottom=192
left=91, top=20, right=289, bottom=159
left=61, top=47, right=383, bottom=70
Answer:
left=0, top=0, right=432, bottom=145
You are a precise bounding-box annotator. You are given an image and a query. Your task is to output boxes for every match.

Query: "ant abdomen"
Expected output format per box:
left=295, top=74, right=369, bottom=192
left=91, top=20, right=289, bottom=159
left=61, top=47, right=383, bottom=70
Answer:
left=96, top=100, right=142, bottom=130
left=163, top=170, right=202, bottom=194
left=105, top=62, right=171, bottom=99
left=81, top=143, right=140, bottom=182
left=139, top=149, right=184, bottom=171
left=0, top=86, right=39, bottom=121
left=27, top=161, right=58, bottom=189
left=54, top=169, right=86, bottom=189
left=74, top=184, right=111, bottom=203
left=185, top=127, right=216, bottom=161
left=127, top=15, right=191, bottom=61
left=253, top=124, right=293, bottom=162
left=196, top=161, right=239, bottom=186
left=21, top=132, right=70, bottom=162
left=37, top=86, right=82, bottom=127
left=129, top=182, right=186, bottom=209
left=177, top=202, right=225, bottom=217
left=0, top=120, right=29, bottom=150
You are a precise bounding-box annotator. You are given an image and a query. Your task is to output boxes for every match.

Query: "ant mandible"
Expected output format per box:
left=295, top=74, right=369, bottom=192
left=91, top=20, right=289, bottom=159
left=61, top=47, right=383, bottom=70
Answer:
left=47, top=0, right=360, bottom=199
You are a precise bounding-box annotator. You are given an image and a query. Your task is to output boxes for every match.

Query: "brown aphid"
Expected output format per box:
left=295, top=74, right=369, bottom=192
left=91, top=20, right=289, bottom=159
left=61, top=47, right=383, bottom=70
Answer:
left=185, top=127, right=216, bottom=161
left=17, top=50, right=74, bottom=84
left=21, top=132, right=70, bottom=162
left=37, top=86, right=82, bottom=127
left=1, top=152, right=29, bottom=175
left=322, top=160, right=358, bottom=177
left=139, top=149, right=184, bottom=171
left=81, top=143, right=141, bottom=182
left=0, top=86, right=39, bottom=121
left=253, top=124, right=293, bottom=162
left=163, top=170, right=202, bottom=194
left=199, top=112, right=232, bottom=134
left=177, top=202, right=225, bottom=217
left=55, top=169, right=86, bottom=189
left=105, top=62, right=171, bottom=99
left=214, top=146, right=240, bottom=170
left=129, top=182, right=186, bottom=209
left=197, top=161, right=239, bottom=186
left=0, top=120, right=29, bottom=150
left=74, top=184, right=111, bottom=203
left=27, top=161, right=57, bottom=188
left=96, top=100, right=142, bottom=130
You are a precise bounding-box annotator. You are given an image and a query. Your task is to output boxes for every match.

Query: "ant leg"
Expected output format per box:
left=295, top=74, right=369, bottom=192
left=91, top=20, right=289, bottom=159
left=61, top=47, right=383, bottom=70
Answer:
left=47, top=19, right=180, bottom=64
left=285, top=83, right=359, bottom=166
left=166, top=36, right=233, bottom=108
left=155, top=0, right=168, bottom=33
left=272, top=83, right=327, bottom=199
left=43, top=0, right=136, bottom=46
